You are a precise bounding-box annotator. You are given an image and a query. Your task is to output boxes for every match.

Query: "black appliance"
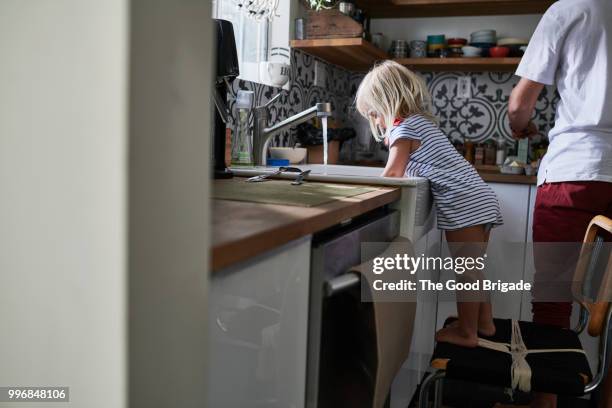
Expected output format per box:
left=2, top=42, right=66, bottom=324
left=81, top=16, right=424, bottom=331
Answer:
left=213, top=19, right=239, bottom=179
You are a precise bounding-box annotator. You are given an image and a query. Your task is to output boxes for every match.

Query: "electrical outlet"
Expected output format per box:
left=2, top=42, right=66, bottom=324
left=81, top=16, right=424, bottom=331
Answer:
left=314, top=60, right=327, bottom=88
left=457, top=76, right=471, bottom=99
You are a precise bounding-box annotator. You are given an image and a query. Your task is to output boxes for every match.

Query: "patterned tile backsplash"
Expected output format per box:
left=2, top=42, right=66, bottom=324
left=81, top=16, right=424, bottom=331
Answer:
left=228, top=49, right=557, bottom=148
left=350, top=71, right=558, bottom=144
left=227, top=49, right=353, bottom=147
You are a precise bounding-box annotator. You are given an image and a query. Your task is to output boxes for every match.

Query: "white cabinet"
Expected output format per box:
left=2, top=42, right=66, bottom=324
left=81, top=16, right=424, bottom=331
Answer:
left=520, top=185, right=538, bottom=321
left=487, top=182, right=532, bottom=320
left=207, top=237, right=311, bottom=408
left=391, top=226, right=442, bottom=408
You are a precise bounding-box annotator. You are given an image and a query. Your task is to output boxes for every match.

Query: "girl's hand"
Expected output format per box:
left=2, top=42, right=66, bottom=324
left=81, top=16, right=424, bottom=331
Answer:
left=383, top=136, right=389, bottom=147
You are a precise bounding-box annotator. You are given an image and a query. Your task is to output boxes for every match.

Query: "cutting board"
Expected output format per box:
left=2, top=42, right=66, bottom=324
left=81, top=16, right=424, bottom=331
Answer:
left=213, top=179, right=376, bottom=207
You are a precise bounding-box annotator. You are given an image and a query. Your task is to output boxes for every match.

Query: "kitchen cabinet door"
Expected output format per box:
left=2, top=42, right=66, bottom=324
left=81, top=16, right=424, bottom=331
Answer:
left=487, top=182, right=531, bottom=320
left=207, top=237, right=311, bottom=408
left=391, top=226, right=442, bottom=408
left=520, top=184, right=538, bottom=322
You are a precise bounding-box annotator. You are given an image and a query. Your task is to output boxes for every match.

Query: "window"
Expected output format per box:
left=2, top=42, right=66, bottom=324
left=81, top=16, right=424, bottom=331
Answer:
left=212, top=0, right=292, bottom=88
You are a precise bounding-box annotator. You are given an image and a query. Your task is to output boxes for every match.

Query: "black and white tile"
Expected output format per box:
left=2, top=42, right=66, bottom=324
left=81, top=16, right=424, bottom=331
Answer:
left=227, top=49, right=353, bottom=146
left=228, top=52, right=558, bottom=148
left=350, top=71, right=558, bottom=143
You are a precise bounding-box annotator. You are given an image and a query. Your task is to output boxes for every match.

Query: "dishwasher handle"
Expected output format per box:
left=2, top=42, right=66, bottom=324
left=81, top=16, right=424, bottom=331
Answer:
left=324, top=272, right=360, bottom=297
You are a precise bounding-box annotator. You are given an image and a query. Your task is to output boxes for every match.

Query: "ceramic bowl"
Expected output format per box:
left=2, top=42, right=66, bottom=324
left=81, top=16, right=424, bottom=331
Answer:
left=471, top=29, right=496, bottom=36
left=447, top=38, right=468, bottom=46
left=427, top=34, right=446, bottom=44
left=269, top=147, right=307, bottom=164
left=489, top=46, right=510, bottom=58
left=461, top=45, right=482, bottom=57
left=500, top=165, right=524, bottom=175
left=497, top=37, right=528, bottom=46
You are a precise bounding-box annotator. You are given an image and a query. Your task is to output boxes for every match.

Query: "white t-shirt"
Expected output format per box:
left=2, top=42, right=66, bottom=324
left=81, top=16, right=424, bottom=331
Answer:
left=516, top=0, right=612, bottom=186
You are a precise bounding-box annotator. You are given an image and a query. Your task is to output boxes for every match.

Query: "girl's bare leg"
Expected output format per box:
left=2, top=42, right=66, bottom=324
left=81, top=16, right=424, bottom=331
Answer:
left=435, top=225, right=494, bottom=347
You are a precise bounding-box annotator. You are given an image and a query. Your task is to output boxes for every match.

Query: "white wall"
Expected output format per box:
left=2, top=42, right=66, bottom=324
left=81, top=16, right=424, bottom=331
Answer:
left=0, top=1, right=128, bottom=407
left=0, top=1, right=213, bottom=407
left=128, top=1, right=212, bottom=407
left=371, top=14, right=542, bottom=47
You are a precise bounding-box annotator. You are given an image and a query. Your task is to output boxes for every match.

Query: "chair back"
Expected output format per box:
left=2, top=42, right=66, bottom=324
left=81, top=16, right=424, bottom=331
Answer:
left=572, top=216, right=612, bottom=337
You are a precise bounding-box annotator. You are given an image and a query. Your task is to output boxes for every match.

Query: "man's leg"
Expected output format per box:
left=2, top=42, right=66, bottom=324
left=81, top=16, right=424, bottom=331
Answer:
left=531, top=181, right=612, bottom=407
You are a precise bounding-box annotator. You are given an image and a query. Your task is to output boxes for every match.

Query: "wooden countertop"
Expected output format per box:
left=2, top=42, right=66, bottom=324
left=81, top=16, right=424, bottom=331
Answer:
left=211, top=179, right=401, bottom=272
left=478, top=172, right=537, bottom=185
left=349, top=161, right=537, bottom=185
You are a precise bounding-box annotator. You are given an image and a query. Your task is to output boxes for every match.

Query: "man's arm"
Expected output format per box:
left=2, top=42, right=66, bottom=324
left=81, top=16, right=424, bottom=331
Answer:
left=508, top=78, right=544, bottom=139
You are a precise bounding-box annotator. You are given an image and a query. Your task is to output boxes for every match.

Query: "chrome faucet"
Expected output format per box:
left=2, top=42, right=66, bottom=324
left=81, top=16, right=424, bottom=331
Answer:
left=253, top=93, right=332, bottom=166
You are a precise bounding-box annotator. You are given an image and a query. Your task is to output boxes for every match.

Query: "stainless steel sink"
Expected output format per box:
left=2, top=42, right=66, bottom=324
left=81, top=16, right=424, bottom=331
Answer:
left=230, top=164, right=424, bottom=186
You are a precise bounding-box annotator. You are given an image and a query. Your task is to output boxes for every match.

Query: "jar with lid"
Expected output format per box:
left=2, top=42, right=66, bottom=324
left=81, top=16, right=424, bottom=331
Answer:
left=474, top=144, right=484, bottom=165
left=464, top=139, right=475, bottom=164
left=484, top=141, right=496, bottom=165
left=496, top=137, right=507, bottom=165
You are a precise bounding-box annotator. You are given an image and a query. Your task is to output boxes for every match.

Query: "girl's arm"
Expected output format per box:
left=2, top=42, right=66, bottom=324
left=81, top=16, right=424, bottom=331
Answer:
left=381, top=139, right=420, bottom=177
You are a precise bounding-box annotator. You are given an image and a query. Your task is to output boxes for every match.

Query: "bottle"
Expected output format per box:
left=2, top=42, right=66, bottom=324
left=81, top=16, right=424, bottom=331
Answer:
left=484, top=141, right=496, bottom=165
left=474, top=144, right=484, bottom=165
left=231, top=90, right=254, bottom=167
left=496, top=137, right=506, bottom=166
left=464, top=140, right=475, bottom=164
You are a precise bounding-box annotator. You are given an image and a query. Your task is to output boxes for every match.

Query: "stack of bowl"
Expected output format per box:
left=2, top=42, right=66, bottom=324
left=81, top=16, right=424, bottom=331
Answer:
left=470, top=29, right=496, bottom=57
left=447, top=38, right=467, bottom=57
left=497, top=38, right=529, bottom=57
left=427, top=35, right=446, bottom=57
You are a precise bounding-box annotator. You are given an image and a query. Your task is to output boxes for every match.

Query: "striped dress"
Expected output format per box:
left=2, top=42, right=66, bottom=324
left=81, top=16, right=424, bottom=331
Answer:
left=389, top=114, right=503, bottom=231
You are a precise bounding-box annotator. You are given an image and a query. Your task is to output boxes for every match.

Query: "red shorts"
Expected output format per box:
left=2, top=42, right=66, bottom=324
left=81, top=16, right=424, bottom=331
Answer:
left=532, top=181, right=612, bottom=328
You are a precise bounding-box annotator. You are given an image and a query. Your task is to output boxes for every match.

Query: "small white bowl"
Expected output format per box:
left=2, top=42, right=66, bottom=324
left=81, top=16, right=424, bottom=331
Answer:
left=462, top=46, right=482, bottom=57
left=269, top=147, right=307, bottom=164
left=500, top=165, right=524, bottom=175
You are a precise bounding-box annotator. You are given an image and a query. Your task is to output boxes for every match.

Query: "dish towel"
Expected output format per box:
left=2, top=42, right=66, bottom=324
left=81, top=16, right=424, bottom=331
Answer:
left=350, top=237, right=417, bottom=408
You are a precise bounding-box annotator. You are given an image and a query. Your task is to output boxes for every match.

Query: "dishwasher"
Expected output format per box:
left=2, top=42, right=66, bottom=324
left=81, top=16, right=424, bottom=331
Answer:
left=306, top=207, right=401, bottom=408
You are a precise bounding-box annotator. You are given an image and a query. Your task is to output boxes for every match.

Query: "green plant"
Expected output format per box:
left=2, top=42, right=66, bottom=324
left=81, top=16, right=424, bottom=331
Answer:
left=308, top=0, right=337, bottom=11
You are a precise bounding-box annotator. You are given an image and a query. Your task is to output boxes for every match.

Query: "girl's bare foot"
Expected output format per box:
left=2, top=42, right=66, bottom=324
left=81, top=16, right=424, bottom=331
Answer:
left=435, top=326, right=479, bottom=348
left=477, top=320, right=496, bottom=337
left=448, top=319, right=496, bottom=337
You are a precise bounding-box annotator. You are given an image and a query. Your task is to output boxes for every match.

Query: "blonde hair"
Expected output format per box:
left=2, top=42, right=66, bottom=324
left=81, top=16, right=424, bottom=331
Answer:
left=355, top=60, right=435, bottom=141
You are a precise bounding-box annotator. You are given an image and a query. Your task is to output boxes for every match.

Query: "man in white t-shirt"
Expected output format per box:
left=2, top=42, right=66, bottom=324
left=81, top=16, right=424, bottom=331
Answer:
left=509, top=0, right=612, bottom=406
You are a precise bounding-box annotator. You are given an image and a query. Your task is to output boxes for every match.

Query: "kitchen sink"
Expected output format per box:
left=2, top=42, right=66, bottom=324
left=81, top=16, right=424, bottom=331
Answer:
left=230, top=164, right=424, bottom=186
left=230, top=164, right=434, bottom=242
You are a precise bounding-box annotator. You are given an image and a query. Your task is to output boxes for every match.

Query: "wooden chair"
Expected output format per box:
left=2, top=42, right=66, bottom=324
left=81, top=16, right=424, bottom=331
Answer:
left=419, top=215, right=612, bottom=408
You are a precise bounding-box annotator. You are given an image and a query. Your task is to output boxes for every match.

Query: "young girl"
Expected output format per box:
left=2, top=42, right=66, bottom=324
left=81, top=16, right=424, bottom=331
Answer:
left=356, top=61, right=503, bottom=348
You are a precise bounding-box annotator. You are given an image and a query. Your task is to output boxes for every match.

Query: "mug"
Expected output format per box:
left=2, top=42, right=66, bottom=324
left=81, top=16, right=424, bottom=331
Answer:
left=267, top=62, right=290, bottom=87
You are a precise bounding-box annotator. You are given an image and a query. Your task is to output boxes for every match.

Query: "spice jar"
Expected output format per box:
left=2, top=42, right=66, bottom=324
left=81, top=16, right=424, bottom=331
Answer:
left=496, top=137, right=507, bottom=165
left=484, top=141, right=496, bottom=165
left=464, top=140, right=475, bottom=164
left=474, top=144, right=484, bottom=165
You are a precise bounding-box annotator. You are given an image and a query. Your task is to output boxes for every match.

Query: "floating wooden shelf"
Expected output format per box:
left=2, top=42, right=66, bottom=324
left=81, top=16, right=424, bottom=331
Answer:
left=394, top=57, right=521, bottom=72
left=355, top=0, right=555, bottom=18
left=290, top=38, right=389, bottom=71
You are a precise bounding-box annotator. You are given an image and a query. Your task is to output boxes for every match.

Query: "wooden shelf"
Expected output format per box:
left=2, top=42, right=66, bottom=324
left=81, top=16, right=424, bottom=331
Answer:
left=290, top=38, right=389, bottom=71
left=394, top=57, right=521, bottom=72
left=355, top=0, right=555, bottom=18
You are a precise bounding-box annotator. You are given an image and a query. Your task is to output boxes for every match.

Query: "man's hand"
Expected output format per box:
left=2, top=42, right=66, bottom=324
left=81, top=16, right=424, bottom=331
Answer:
left=511, top=120, right=538, bottom=139
left=508, top=78, right=544, bottom=138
